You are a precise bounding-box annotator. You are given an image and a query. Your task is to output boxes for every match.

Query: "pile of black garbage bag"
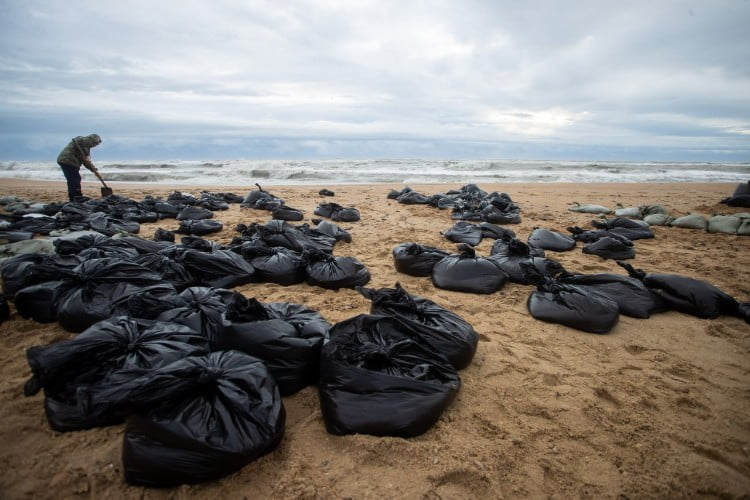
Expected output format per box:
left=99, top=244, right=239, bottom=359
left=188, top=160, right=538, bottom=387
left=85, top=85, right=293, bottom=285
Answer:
left=0, top=190, right=245, bottom=242
left=17, top=285, right=333, bottom=486
left=388, top=184, right=522, bottom=223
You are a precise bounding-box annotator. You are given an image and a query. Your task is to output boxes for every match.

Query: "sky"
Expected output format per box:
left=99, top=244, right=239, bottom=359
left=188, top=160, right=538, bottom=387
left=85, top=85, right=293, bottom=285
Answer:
left=1, top=0, right=749, bottom=162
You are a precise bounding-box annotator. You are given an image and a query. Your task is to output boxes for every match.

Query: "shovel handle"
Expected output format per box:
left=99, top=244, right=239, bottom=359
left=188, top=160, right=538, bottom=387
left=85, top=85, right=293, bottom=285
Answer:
left=94, top=170, right=108, bottom=188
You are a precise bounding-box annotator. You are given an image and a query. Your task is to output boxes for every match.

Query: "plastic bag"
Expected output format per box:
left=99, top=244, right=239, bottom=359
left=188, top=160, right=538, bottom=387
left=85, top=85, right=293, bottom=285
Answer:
left=556, top=272, right=659, bottom=319
left=241, top=246, right=306, bottom=286
left=305, top=249, right=371, bottom=289
left=443, top=221, right=483, bottom=246
left=177, top=249, right=256, bottom=288
left=431, top=244, right=507, bottom=294
left=176, top=205, right=214, bottom=221
left=591, top=217, right=654, bottom=240
left=489, top=238, right=563, bottom=285
left=358, top=284, right=478, bottom=369
left=527, top=228, right=576, bottom=251
left=618, top=261, right=739, bottom=319
left=319, top=314, right=460, bottom=437
left=216, top=297, right=330, bottom=395
left=527, top=278, right=620, bottom=334
left=392, top=242, right=451, bottom=277
left=85, top=350, right=285, bottom=487
left=157, top=287, right=241, bottom=346
left=24, top=316, right=208, bottom=432
left=582, top=235, right=635, bottom=260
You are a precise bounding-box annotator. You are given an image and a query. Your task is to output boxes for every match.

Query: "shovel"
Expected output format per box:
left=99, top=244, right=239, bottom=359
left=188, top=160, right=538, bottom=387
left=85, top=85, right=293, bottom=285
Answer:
left=94, top=171, right=113, bottom=197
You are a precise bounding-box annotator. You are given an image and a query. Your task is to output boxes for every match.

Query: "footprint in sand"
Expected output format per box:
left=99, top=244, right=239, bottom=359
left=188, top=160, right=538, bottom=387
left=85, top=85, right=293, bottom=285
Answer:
left=624, top=344, right=648, bottom=355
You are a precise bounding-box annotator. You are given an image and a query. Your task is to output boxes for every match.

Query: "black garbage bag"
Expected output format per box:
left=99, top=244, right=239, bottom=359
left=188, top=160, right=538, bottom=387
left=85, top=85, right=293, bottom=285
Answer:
left=1, top=253, right=79, bottom=299
left=732, top=181, right=750, bottom=196
left=526, top=269, right=620, bottom=334
left=134, top=253, right=195, bottom=290
left=176, top=219, right=224, bottom=236
left=87, top=212, right=140, bottom=236
left=0, top=294, right=9, bottom=324
left=319, top=188, right=335, bottom=196
left=555, top=272, right=659, bottom=319
left=443, top=221, right=483, bottom=246
left=106, top=236, right=173, bottom=255
left=126, top=283, right=188, bottom=320
left=112, top=206, right=159, bottom=223
left=739, top=302, right=750, bottom=324
left=591, top=218, right=654, bottom=240
left=14, top=281, right=76, bottom=323
left=528, top=228, right=576, bottom=252
left=216, top=297, right=330, bottom=395
left=479, top=222, right=516, bottom=240
left=617, top=261, right=739, bottom=319
left=387, top=186, right=412, bottom=199
left=567, top=226, right=613, bottom=243
left=152, top=201, right=180, bottom=218
left=249, top=220, right=336, bottom=254
left=489, top=238, right=564, bottom=285
left=397, top=190, right=429, bottom=205
left=305, top=249, right=371, bottom=290
left=57, top=259, right=171, bottom=333
left=358, top=284, right=478, bottom=370
left=53, top=233, right=111, bottom=256
left=177, top=249, right=256, bottom=289
left=315, top=203, right=361, bottom=222
left=24, top=316, right=208, bottom=432
left=156, top=287, right=241, bottom=346
left=0, top=230, right=34, bottom=242
left=176, top=205, right=214, bottom=221
left=153, top=228, right=176, bottom=242
left=241, top=246, right=306, bottom=286
left=242, top=183, right=285, bottom=210
left=167, top=191, right=199, bottom=206
left=582, top=235, right=635, bottom=260
left=84, top=350, right=285, bottom=487
left=480, top=203, right=522, bottom=224
left=431, top=244, right=508, bottom=294
left=10, top=215, right=61, bottom=235
left=175, top=235, right=226, bottom=253
left=311, top=219, right=352, bottom=243
left=392, top=243, right=450, bottom=276
left=198, top=193, right=229, bottom=211
left=272, top=205, right=304, bottom=221
left=720, top=194, right=750, bottom=207
left=392, top=242, right=451, bottom=277
left=319, top=314, right=460, bottom=437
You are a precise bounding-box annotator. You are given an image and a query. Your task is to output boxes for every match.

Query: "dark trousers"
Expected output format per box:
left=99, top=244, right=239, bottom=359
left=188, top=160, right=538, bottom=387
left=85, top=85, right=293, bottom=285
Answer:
left=58, top=162, right=82, bottom=201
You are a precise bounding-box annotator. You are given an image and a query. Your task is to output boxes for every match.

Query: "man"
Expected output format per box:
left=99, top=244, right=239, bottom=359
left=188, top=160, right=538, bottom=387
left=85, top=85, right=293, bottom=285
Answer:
left=57, top=134, right=102, bottom=201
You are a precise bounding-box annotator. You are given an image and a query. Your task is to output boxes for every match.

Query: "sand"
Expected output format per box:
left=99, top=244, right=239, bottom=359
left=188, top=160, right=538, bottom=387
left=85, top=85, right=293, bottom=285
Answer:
left=0, top=179, right=749, bottom=499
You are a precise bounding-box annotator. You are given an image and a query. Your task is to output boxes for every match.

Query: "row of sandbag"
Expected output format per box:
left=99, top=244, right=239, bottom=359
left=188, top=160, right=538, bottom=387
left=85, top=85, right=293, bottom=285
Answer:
left=388, top=184, right=522, bottom=224
left=22, top=282, right=476, bottom=486
left=392, top=239, right=749, bottom=332
left=569, top=199, right=750, bottom=235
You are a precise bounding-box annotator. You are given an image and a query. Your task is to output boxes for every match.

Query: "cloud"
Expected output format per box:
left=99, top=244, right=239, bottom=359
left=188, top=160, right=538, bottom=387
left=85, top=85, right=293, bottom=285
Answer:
left=0, top=1, right=748, bottom=160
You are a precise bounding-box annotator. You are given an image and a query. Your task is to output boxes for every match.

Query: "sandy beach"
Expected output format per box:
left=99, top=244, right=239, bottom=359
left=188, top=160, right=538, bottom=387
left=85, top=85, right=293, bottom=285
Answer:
left=0, top=178, right=748, bottom=499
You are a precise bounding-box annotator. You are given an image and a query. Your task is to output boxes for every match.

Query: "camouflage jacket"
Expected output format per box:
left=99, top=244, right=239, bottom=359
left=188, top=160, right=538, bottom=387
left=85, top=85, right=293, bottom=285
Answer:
left=57, top=134, right=101, bottom=170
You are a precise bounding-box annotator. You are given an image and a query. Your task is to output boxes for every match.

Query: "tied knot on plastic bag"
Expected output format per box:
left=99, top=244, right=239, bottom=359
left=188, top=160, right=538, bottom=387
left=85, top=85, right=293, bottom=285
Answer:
left=198, top=366, right=222, bottom=386
left=617, top=260, right=646, bottom=280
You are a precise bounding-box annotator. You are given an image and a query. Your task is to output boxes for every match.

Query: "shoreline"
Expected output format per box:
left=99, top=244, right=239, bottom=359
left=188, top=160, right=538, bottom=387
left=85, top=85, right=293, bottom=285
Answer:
left=1, top=179, right=749, bottom=498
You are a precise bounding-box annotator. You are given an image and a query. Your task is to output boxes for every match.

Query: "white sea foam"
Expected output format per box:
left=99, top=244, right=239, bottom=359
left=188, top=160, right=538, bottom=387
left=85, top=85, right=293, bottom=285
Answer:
left=0, top=159, right=748, bottom=186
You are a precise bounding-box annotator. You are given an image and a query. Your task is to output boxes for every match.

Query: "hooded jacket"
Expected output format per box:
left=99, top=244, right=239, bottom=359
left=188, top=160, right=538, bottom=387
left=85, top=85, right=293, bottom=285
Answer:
left=57, top=134, right=101, bottom=170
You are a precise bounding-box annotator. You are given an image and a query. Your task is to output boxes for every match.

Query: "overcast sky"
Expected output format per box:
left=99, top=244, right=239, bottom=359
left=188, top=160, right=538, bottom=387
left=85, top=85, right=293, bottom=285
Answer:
left=1, top=0, right=749, bottom=161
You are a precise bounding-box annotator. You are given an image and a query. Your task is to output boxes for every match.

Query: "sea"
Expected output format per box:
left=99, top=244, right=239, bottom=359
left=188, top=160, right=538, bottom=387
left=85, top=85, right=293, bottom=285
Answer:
left=1, top=159, right=748, bottom=186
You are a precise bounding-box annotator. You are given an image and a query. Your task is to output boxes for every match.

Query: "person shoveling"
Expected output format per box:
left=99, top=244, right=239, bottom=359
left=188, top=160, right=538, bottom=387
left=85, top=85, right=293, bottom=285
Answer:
left=57, top=134, right=111, bottom=200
